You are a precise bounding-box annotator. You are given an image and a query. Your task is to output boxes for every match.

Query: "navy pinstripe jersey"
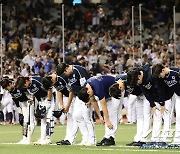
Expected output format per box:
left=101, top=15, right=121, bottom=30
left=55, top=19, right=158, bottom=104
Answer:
left=9, top=87, right=29, bottom=107
left=138, top=64, right=169, bottom=107
left=54, top=75, right=69, bottom=97
left=115, top=73, right=143, bottom=97
left=27, top=76, right=47, bottom=101
left=163, top=67, right=180, bottom=96
left=86, top=75, right=116, bottom=100
left=67, top=65, right=90, bottom=95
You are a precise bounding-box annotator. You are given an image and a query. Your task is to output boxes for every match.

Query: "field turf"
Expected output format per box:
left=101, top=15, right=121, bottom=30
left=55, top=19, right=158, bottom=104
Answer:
left=0, top=123, right=179, bottom=154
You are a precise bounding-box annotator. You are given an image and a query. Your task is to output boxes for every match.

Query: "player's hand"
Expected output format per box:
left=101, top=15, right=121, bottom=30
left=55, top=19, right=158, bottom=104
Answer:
left=152, top=106, right=160, bottom=116
left=99, top=116, right=104, bottom=125
left=60, top=105, right=64, bottom=110
left=161, top=105, right=168, bottom=115
left=106, top=120, right=113, bottom=130
left=64, top=105, right=70, bottom=113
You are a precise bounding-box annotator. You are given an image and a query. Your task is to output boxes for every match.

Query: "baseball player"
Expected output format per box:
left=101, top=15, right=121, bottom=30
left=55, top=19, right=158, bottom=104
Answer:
left=56, top=63, right=102, bottom=146
left=127, top=64, right=174, bottom=143
left=41, top=74, right=74, bottom=145
left=78, top=75, right=123, bottom=146
left=0, top=87, right=14, bottom=125
left=16, top=76, right=55, bottom=145
left=0, top=78, right=35, bottom=144
left=111, top=73, right=152, bottom=146
left=152, top=63, right=180, bottom=144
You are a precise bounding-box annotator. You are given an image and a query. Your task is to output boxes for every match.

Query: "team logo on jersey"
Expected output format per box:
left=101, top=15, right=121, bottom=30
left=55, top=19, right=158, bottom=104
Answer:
left=126, top=86, right=134, bottom=93
left=69, top=74, right=77, bottom=86
left=164, top=76, right=177, bottom=87
left=13, top=89, right=22, bottom=98
left=143, top=82, right=152, bottom=89
left=30, top=84, right=39, bottom=94
left=66, top=83, right=72, bottom=91
left=56, top=82, right=65, bottom=91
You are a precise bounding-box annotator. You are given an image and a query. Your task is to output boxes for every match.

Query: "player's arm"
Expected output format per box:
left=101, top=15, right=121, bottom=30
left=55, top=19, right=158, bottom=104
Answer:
left=99, top=97, right=113, bottom=129
left=42, top=88, right=53, bottom=110
left=47, top=89, right=53, bottom=101
left=89, top=95, right=104, bottom=123
left=56, top=91, right=64, bottom=109
left=141, top=87, right=156, bottom=108
left=64, top=90, right=74, bottom=113
left=12, top=98, right=20, bottom=108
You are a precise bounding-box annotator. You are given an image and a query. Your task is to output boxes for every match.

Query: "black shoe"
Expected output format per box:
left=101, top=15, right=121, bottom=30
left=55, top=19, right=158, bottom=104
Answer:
left=133, top=141, right=146, bottom=146
left=103, top=136, right=115, bottom=146
left=57, top=140, right=71, bottom=145
left=97, top=137, right=115, bottom=146
left=126, top=141, right=138, bottom=146
left=56, top=140, right=64, bottom=145
left=96, top=138, right=108, bottom=146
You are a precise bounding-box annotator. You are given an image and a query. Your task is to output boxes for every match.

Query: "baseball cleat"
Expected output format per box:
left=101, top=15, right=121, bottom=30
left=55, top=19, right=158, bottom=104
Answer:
left=96, top=136, right=115, bottom=146
left=17, top=138, right=30, bottom=144
left=56, top=140, right=71, bottom=145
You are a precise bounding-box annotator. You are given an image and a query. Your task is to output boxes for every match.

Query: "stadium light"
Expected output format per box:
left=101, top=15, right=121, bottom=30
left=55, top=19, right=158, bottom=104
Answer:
left=139, top=4, right=142, bottom=66
left=62, top=4, right=65, bottom=63
left=173, top=6, right=176, bottom=66
left=132, top=6, right=135, bottom=67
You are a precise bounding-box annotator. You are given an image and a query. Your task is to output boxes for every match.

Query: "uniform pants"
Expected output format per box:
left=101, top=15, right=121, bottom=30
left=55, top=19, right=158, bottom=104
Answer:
left=40, top=98, right=55, bottom=141
left=134, top=96, right=152, bottom=142
left=151, top=99, right=172, bottom=142
left=63, top=96, right=74, bottom=141
left=127, top=94, right=137, bottom=123
left=140, top=97, right=152, bottom=142
left=104, top=95, right=123, bottom=139
left=1, top=96, right=13, bottom=113
left=173, top=94, right=180, bottom=143
left=69, top=96, right=95, bottom=144
left=20, top=101, right=35, bottom=135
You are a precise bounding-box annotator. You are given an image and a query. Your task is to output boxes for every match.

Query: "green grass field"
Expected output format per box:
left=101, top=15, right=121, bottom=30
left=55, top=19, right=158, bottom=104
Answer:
left=0, top=123, right=179, bottom=154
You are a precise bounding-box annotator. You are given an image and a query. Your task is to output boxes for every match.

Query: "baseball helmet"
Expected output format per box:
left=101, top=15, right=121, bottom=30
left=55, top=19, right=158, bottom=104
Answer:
left=34, top=105, right=46, bottom=119
left=53, top=109, right=64, bottom=118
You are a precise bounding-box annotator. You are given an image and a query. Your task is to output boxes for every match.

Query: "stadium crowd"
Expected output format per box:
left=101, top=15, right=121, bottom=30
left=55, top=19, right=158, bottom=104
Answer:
left=0, top=0, right=179, bottom=142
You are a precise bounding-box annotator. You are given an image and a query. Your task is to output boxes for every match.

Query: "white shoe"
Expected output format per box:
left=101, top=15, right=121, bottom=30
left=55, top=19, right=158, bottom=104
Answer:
left=34, top=138, right=52, bottom=145
left=77, top=142, right=84, bottom=146
left=77, top=141, right=95, bottom=146
left=40, top=140, right=52, bottom=145
left=77, top=141, right=87, bottom=146
left=33, top=139, right=42, bottom=145
left=17, top=138, right=29, bottom=144
left=45, top=137, right=52, bottom=145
